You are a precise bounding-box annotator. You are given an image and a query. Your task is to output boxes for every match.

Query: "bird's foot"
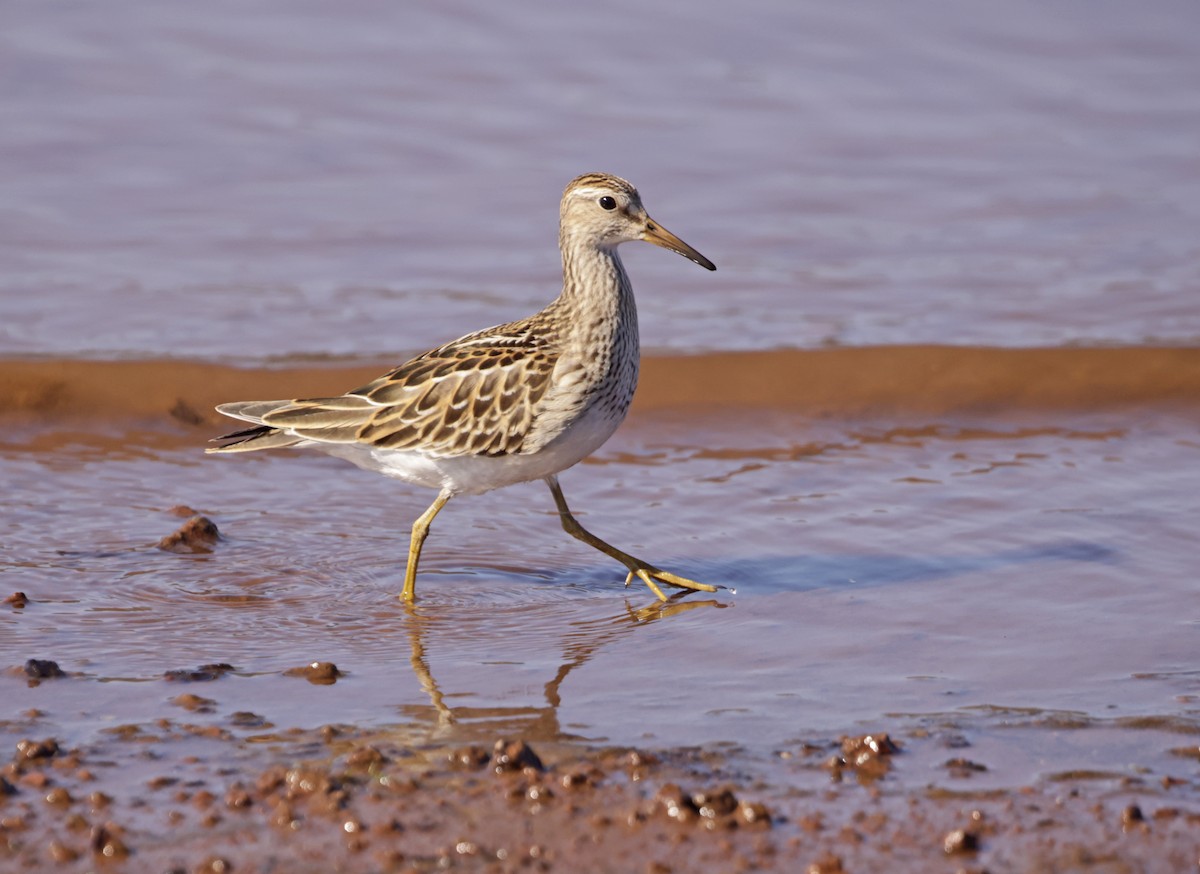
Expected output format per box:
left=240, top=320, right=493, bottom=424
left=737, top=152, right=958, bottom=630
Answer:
left=623, top=565, right=719, bottom=601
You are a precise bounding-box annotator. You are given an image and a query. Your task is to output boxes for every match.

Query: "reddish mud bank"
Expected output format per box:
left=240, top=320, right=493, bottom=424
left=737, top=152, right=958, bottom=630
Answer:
left=2, top=346, right=1199, bottom=434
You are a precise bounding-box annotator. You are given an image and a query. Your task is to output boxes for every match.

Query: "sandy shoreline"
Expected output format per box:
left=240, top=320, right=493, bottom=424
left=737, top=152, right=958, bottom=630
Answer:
left=2, top=347, right=1199, bottom=432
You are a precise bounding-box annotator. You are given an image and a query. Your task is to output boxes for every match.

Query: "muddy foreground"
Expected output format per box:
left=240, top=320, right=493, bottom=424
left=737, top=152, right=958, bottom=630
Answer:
left=3, top=681, right=1197, bottom=873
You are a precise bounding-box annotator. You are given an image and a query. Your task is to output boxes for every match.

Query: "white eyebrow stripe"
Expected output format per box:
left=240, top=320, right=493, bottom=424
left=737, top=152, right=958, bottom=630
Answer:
left=570, top=187, right=612, bottom=199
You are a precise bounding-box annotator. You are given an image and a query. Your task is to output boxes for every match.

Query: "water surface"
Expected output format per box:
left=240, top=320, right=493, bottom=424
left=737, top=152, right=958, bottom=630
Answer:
left=1, top=0, right=1198, bottom=360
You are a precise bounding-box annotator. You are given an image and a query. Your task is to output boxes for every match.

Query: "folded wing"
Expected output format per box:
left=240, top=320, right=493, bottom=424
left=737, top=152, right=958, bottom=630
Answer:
left=208, top=338, right=558, bottom=458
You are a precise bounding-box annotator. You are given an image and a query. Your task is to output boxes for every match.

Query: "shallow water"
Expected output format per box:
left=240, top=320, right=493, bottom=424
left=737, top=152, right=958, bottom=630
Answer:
left=4, top=360, right=1199, bottom=793
left=3, top=0, right=1200, bottom=814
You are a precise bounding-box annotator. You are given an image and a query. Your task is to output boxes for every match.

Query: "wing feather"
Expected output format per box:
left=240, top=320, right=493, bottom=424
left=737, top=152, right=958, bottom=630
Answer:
left=358, top=348, right=554, bottom=456
left=210, top=320, right=561, bottom=457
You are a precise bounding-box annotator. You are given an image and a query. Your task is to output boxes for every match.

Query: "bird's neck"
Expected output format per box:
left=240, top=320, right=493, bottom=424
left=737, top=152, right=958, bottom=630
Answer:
left=548, top=231, right=641, bottom=406
left=556, top=233, right=636, bottom=332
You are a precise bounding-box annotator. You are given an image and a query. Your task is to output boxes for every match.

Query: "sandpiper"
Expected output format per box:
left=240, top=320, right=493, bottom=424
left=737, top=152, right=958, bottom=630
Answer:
left=208, top=173, right=718, bottom=601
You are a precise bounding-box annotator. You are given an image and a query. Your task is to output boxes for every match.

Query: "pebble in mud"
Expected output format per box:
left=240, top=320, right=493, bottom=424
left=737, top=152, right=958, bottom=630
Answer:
left=805, top=856, right=846, bottom=874
left=171, top=693, right=217, bottom=713
left=490, top=739, right=545, bottom=773
left=651, top=783, right=771, bottom=831
left=228, top=712, right=271, bottom=729
left=343, top=745, right=387, bottom=771
left=90, top=822, right=130, bottom=860
left=825, top=733, right=900, bottom=784
left=15, top=738, right=61, bottom=761
left=157, top=515, right=220, bottom=554
left=942, top=827, right=980, bottom=855
left=22, top=659, right=65, bottom=680
left=282, top=661, right=343, bottom=685
left=1122, top=804, right=1147, bottom=831
left=225, top=784, right=253, bottom=809
left=194, top=856, right=234, bottom=873
left=653, top=783, right=698, bottom=823
left=692, top=787, right=739, bottom=819
left=943, top=757, right=988, bottom=778
left=448, top=745, right=491, bottom=770
left=47, top=840, right=80, bottom=863
left=164, top=663, right=235, bottom=682
left=44, top=787, right=73, bottom=808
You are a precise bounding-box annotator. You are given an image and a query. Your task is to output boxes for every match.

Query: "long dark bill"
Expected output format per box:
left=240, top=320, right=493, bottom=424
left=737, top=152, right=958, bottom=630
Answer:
left=643, top=219, right=716, bottom=271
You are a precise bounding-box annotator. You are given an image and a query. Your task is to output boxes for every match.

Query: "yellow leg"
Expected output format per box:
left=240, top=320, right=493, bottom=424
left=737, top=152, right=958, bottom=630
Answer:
left=544, top=475, right=717, bottom=601
left=401, top=489, right=452, bottom=601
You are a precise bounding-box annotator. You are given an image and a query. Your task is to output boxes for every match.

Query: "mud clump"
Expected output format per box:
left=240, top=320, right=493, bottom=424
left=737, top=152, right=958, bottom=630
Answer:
left=651, top=783, right=772, bottom=830
left=1122, top=803, right=1147, bottom=831
left=448, top=745, right=491, bottom=770
left=282, top=661, right=342, bottom=685
left=228, top=712, right=271, bottom=729
left=158, top=515, right=220, bottom=554
left=164, top=663, right=235, bottom=682
left=343, top=745, right=387, bottom=771
left=825, top=733, right=900, bottom=784
left=23, top=659, right=65, bottom=680
left=490, top=739, right=545, bottom=773
left=943, top=757, right=988, bottom=778
left=90, top=822, right=130, bottom=861
left=15, top=738, right=61, bottom=761
left=195, top=856, right=235, bottom=873
left=171, top=693, right=217, bottom=713
left=942, top=827, right=980, bottom=855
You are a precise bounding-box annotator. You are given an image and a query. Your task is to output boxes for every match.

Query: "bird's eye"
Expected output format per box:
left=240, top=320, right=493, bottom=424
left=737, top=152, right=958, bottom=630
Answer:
left=598, top=196, right=617, bottom=210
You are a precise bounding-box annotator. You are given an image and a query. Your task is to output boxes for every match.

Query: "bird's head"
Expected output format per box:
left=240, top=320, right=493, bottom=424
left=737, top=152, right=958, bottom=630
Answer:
left=560, top=173, right=715, bottom=271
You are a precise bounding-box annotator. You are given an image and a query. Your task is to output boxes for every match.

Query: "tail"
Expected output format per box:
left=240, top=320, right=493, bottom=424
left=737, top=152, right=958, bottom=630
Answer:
left=206, top=401, right=304, bottom=454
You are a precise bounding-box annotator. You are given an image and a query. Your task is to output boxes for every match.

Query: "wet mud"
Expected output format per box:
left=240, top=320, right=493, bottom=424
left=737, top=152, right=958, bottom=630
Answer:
left=4, top=715, right=1199, bottom=873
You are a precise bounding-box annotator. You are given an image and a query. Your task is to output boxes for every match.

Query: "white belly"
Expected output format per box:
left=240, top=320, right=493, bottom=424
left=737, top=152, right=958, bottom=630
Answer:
left=311, top=402, right=625, bottom=496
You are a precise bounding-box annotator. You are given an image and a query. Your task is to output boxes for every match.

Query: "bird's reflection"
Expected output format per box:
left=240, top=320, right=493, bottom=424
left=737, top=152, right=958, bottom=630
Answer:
left=397, top=593, right=725, bottom=744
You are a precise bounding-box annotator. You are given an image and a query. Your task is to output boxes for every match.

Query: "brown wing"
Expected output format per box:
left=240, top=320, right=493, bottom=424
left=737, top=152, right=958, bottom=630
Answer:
left=245, top=332, right=558, bottom=457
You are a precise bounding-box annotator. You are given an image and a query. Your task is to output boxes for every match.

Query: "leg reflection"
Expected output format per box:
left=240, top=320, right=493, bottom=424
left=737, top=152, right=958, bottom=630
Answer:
left=397, top=594, right=726, bottom=741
